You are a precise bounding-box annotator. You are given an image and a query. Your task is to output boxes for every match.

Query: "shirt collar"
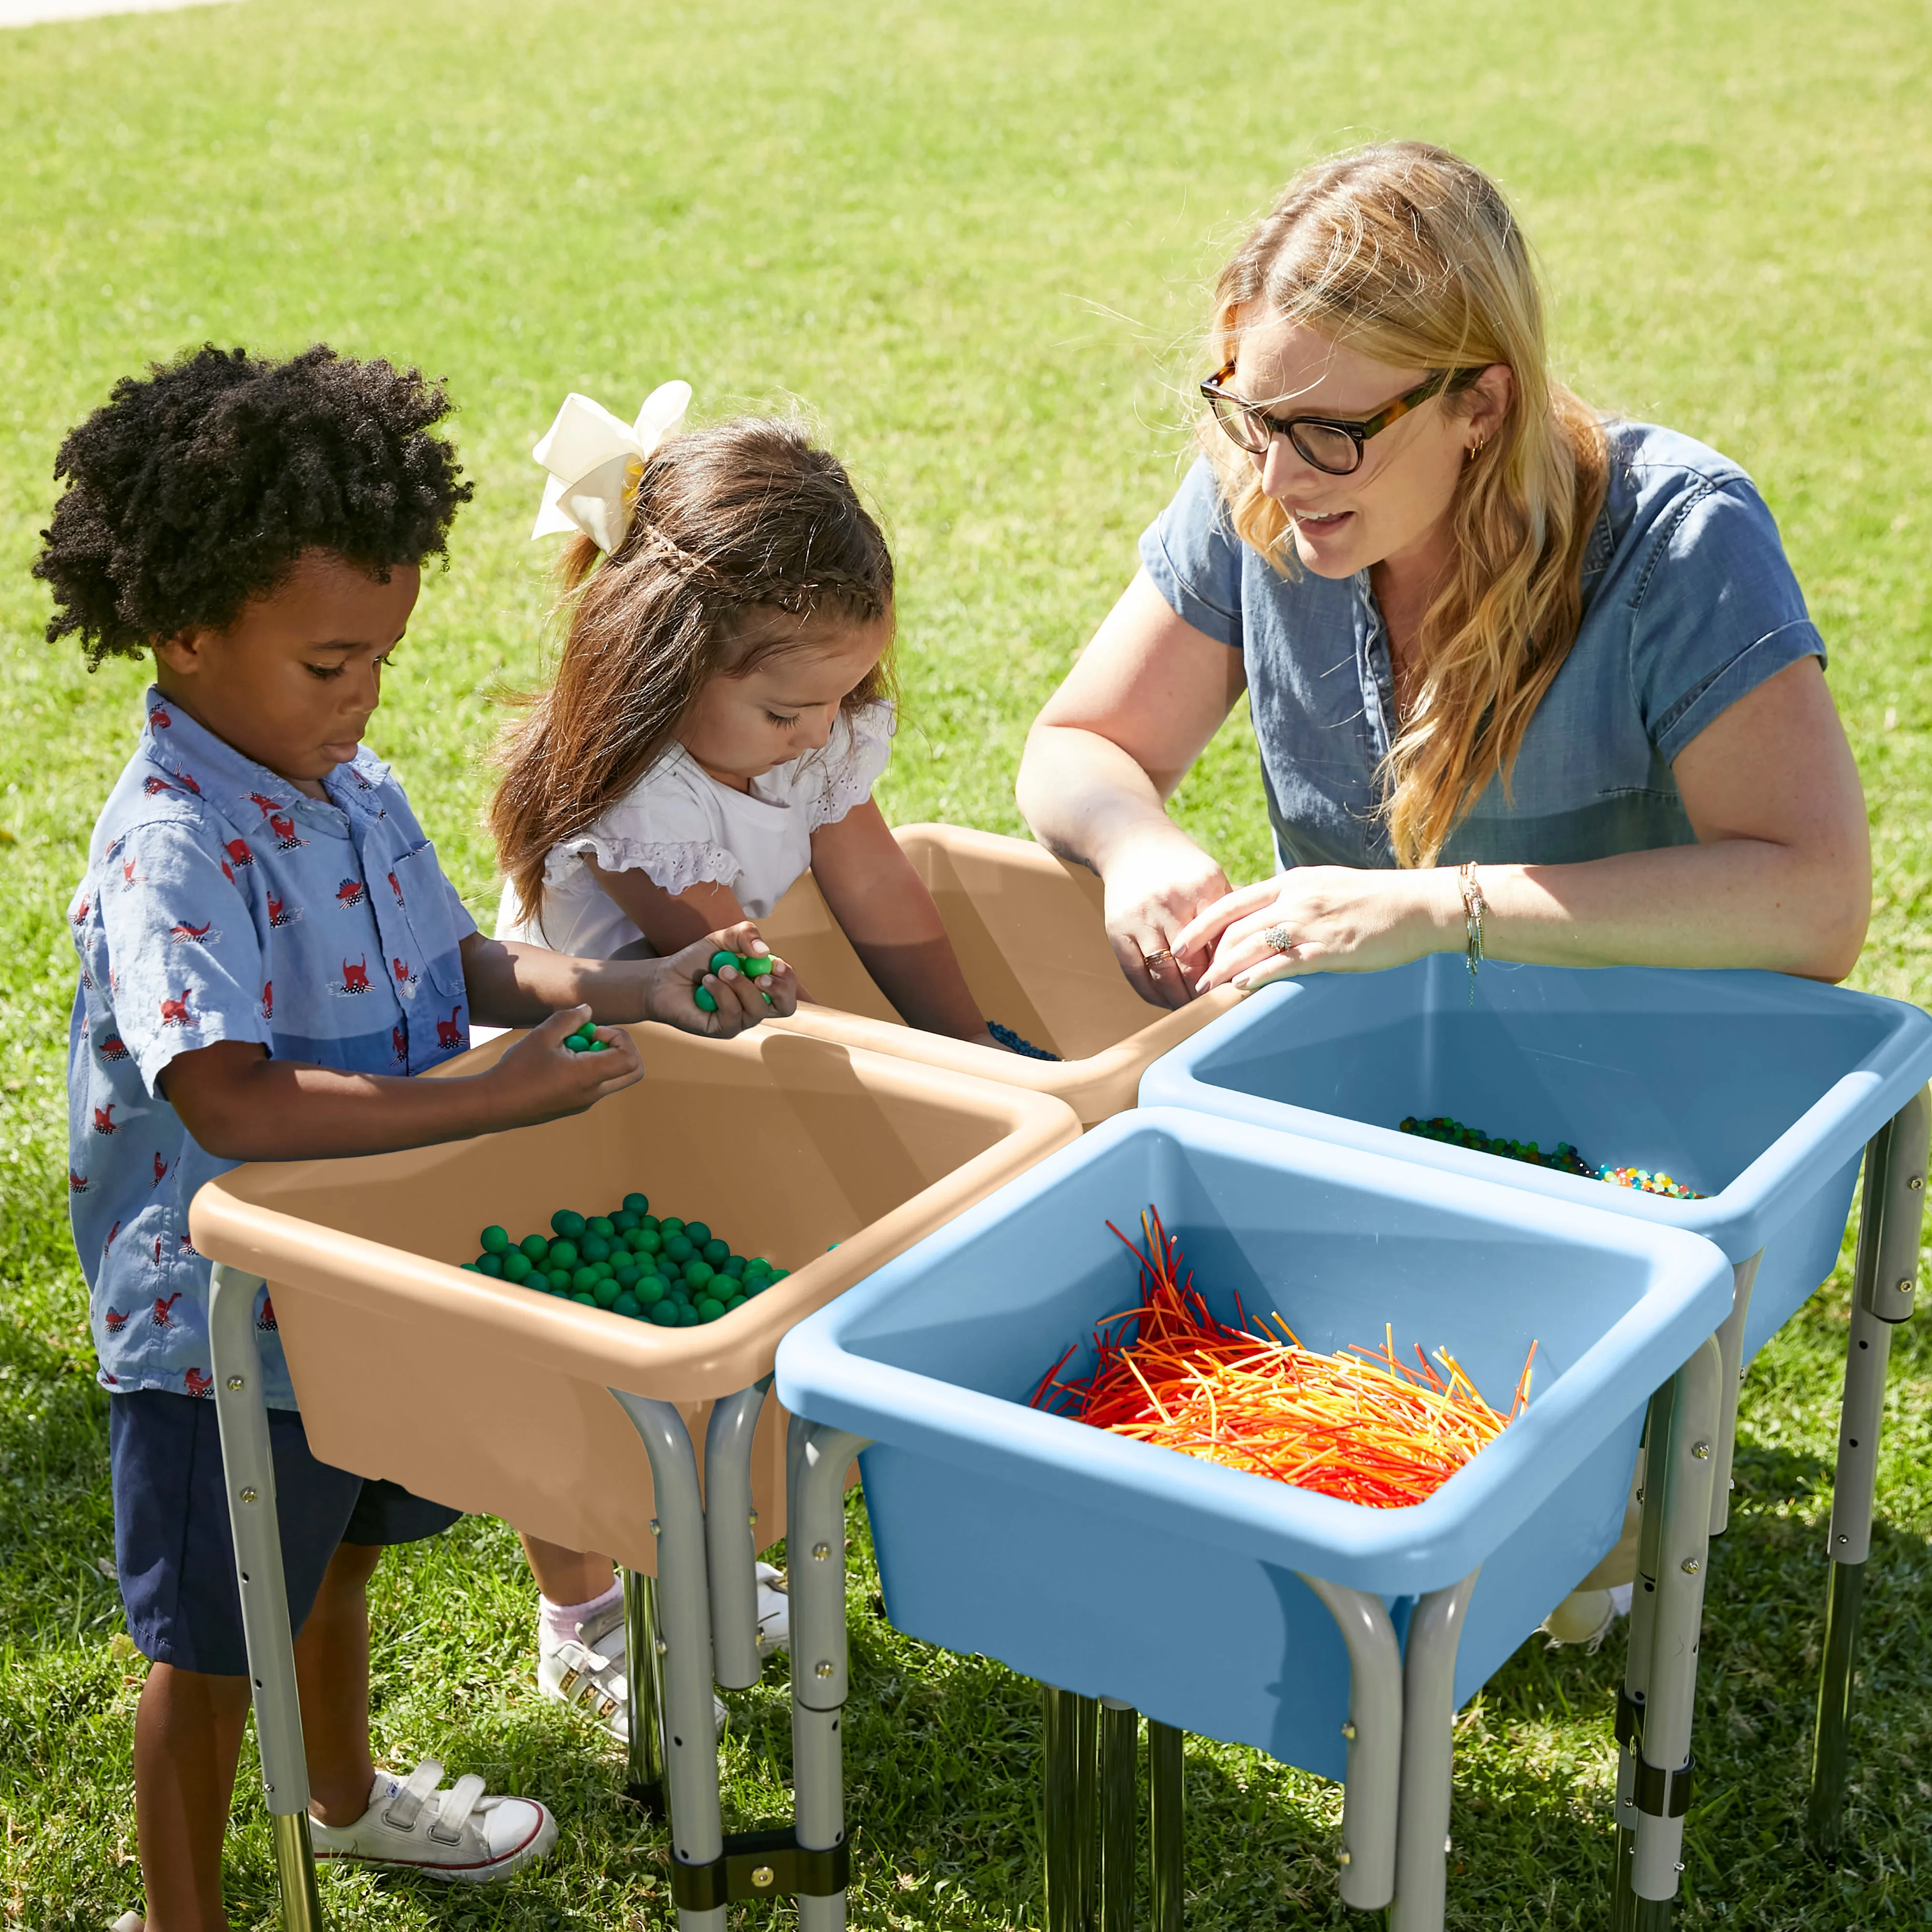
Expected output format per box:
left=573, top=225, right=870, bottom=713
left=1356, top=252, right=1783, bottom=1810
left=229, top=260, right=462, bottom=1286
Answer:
left=138, top=686, right=390, bottom=822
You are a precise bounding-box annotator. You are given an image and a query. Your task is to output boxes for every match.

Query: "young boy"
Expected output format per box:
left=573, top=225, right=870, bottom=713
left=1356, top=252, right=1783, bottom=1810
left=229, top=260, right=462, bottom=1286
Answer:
left=36, top=344, right=794, bottom=1931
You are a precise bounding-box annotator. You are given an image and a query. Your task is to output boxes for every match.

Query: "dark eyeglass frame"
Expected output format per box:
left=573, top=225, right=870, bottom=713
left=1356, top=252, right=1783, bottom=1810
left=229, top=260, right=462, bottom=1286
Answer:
left=1200, top=362, right=1485, bottom=474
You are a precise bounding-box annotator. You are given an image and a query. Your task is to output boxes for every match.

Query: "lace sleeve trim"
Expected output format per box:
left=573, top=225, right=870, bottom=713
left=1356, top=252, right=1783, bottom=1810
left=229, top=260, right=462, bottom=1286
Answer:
left=545, top=833, right=742, bottom=899
left=806, top=702, right=897, bottom=832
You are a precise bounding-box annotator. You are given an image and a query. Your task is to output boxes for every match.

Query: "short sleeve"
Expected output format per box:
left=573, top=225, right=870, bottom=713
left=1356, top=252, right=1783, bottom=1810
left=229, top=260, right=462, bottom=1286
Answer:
left=1632, top=478, right=1826, bottom=764
left=551, top=758, right=743, bottom=899
left=1138, top=457, right=1246, bottom=650
left=95, top=820, right=269, bottom=1094
left=802, top=702, right=895, bottom=832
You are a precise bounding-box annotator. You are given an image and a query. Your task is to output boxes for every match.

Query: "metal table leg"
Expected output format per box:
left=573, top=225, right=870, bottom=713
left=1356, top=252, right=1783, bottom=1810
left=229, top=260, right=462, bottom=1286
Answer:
left=208, top=1263, right=326, bottom=1932
left=1042, top=1686, right=1098, bottom=1932
left=1301, top=1575, right=1404, bottom=1911
left=1808, top=1087, right=1929, bottom=1851
left=1146, top=1719, right=1184, bottom=1932
left=623, top=1567, right=668, bottom=1814
left=1628, top=1337, right=1723, bottom=1926
left=1042, top=1687, right=1081, bottom=1932
left=1074, top=1692, right=1099, bottom=1932
left=1611, top=1396, right=1665, bottom=1932
left=612, top=1392, right=725, bottom=1932
left=789, top=1419, right=869, bottom=1932
left=1707, top=1253, right=1760, bottom=1538
left=704, top=1385, right=769, bottom=1691
left=1387, top=1570, right=1479, bottom=1932
left=1097, top=1699, right=1136, bottom=1932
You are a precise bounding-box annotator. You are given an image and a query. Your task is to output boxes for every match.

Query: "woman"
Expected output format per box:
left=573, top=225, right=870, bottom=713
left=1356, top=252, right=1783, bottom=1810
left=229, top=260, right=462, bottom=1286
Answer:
left=1017, top=142, right=1869, bottom=1005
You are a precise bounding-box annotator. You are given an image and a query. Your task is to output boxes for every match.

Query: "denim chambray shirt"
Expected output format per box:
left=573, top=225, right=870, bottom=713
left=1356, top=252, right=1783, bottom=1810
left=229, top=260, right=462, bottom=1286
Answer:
left=66, top=691, right=477, bottom=1409
left=1139, top=421, right=1826, bottom=870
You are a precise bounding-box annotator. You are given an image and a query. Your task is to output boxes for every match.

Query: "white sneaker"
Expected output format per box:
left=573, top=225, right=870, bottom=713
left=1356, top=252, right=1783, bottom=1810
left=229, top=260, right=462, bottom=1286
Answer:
left=1542, top=1581, right=1635, bottom=1650
left=309, top=1762, right=556, bottom=1882
left=539, top=1592, right=730, bottom=1743
left=756, top=1561, right=790, bottom=1656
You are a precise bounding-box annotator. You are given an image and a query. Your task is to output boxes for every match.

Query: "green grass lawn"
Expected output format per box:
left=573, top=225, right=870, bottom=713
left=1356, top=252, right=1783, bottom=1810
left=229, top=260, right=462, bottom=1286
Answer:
left=3, top=0, right=1931, bottom=1925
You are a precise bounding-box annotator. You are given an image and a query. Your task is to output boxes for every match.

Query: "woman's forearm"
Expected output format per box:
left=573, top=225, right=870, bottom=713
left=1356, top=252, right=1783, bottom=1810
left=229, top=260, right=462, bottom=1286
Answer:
left=1196, top=837, right=1869, bottom=994
left=1016, top=722, right=1201, bottom=874
left=1473, top=836, right=1870, bottom=980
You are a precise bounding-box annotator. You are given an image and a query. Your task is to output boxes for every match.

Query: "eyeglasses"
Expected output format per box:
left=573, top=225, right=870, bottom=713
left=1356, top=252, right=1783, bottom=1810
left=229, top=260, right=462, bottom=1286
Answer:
left=1200, top=362, right=1483, bottom=475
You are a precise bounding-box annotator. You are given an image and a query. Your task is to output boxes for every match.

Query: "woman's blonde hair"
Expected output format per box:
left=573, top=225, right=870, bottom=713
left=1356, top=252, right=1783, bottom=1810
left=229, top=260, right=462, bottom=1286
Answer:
left=489, top=417, right=895, bottom=930
left=1206, top=141, right=1607, bottom=867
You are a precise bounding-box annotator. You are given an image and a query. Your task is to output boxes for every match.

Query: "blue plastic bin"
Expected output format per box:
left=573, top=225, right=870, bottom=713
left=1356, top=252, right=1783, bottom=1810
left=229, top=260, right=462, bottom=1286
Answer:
left=1139, top=959, right=1932, bottom=1364
left=775, top=1108, right=1731, bottom=1778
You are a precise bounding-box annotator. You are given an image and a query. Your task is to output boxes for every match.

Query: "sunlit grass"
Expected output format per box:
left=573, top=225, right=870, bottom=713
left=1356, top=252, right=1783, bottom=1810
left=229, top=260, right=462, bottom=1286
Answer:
left=2, top=0, right=1930, bottom=1925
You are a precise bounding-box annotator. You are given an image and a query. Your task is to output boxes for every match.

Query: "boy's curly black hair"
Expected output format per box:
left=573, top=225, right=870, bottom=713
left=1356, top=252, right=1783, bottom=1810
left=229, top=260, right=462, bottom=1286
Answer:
left=34, top=343, right=475, bottom=667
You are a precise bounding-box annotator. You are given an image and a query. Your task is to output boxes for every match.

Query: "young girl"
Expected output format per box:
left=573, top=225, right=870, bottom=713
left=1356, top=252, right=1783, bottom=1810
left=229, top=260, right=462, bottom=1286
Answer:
left=488, top=392, right=1020, bottom=1733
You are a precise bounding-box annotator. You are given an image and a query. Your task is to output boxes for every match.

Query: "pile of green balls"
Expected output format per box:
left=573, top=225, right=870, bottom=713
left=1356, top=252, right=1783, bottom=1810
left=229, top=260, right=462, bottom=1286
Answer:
left=460, top=1192, right=790, bottom=1325
left=693, top=949, right=775, bottom=1014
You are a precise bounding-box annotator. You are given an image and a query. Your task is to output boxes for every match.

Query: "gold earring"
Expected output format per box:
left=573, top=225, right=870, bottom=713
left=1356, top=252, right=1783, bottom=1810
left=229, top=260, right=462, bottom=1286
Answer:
left=1467, top=438, right=1486, bottom=461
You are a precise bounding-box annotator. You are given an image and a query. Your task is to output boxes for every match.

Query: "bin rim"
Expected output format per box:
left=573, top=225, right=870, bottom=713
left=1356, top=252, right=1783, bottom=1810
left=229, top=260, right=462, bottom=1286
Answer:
left=775, top=1104, right=1734, bottom=1595
left=1138, top=964, right=1932, bottom=1263
left=188, top=1023, right=1083, bottom=1402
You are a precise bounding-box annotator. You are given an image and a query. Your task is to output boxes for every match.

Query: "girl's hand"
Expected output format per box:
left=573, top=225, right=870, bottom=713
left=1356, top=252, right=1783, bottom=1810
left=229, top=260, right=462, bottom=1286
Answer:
left=641, top=925, right=800, bottom=1035
left=1099, top=827, right=1235, bottom=1009
left=1183, top=867, right=1459, bottom=992
left=484, top=1006, right=646, bottom=1124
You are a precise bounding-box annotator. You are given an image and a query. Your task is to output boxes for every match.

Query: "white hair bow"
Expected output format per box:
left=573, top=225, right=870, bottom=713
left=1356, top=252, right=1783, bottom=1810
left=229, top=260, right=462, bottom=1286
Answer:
left=529, top=380, right=693, bottom=553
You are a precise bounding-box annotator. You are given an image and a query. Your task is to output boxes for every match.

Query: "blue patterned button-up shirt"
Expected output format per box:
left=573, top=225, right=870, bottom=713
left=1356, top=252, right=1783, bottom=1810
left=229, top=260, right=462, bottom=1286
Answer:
left=66, top=690, right=477, bottom=1408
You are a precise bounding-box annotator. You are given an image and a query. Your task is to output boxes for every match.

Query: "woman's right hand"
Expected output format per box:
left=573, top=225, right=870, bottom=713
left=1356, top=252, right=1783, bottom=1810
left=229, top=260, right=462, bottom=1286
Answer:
left=485, top=1005, right=646, bottom=1126
left=1100, top=828, right=1235, bottom=1009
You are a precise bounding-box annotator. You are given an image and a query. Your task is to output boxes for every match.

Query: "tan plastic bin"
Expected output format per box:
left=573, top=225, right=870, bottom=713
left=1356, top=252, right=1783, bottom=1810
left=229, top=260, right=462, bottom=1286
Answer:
left=188, top=1024, right=1080, bottom=1574
left=759, top=823, right=1238, bottom=1125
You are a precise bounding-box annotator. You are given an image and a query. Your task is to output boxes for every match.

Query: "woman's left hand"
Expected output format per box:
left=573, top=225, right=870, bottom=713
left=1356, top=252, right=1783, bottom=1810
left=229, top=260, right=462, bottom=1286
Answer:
left=1179, top=867, right=1458, bottom=993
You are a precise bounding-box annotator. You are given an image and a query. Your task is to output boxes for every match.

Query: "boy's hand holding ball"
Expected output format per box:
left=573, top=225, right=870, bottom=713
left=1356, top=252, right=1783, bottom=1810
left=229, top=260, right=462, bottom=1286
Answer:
left=489, top=1006, right=645, bottom=1125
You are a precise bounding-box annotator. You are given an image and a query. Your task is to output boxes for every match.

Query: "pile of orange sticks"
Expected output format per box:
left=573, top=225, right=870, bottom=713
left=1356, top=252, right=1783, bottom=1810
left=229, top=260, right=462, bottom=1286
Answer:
left=1027, top=1208, right=1535, bottom=1509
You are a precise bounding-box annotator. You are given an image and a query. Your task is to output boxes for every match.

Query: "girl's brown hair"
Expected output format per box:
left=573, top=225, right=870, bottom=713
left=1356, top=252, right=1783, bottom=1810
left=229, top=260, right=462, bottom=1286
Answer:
left=490, top=416, right=896, bottom=927
left=1205, top=141, right=1608, bottom=867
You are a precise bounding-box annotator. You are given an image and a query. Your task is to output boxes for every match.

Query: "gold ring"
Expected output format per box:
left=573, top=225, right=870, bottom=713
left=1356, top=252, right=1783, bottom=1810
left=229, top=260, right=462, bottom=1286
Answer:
left=1264, top=923, right=1294, bottom=955
left=1142, top=947, right=1173, bottom=967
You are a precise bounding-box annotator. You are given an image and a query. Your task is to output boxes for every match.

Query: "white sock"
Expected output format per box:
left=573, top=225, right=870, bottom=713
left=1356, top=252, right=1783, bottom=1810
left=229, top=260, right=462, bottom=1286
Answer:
left=538, top=1577, right=621, bottom=1652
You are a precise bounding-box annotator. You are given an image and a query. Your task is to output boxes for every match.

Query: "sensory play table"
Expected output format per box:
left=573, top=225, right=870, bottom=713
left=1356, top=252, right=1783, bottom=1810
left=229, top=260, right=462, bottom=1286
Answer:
left=759, top=823, right=1237, bottom=1124
left=775, top=1106, right=1738, bottom=1932
left=1140, top=956, right=1932, bottom=1921
left=188, top=1022, right=1080, bottom=1932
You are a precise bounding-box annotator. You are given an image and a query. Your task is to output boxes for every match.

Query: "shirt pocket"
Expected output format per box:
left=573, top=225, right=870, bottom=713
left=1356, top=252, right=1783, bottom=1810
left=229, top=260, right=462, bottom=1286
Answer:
left=387, top=843, right=468, bottom=1000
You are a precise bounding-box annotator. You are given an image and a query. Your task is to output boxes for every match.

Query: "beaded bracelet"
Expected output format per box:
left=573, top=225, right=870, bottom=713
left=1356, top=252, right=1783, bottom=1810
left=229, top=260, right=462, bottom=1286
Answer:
left=1458, top=860, right=1487, bottom=990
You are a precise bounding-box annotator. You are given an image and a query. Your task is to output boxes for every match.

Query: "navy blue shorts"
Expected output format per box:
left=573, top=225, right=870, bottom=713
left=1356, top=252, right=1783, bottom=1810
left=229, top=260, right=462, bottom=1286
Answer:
left=109, top=1389, right=462, bottom=1677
